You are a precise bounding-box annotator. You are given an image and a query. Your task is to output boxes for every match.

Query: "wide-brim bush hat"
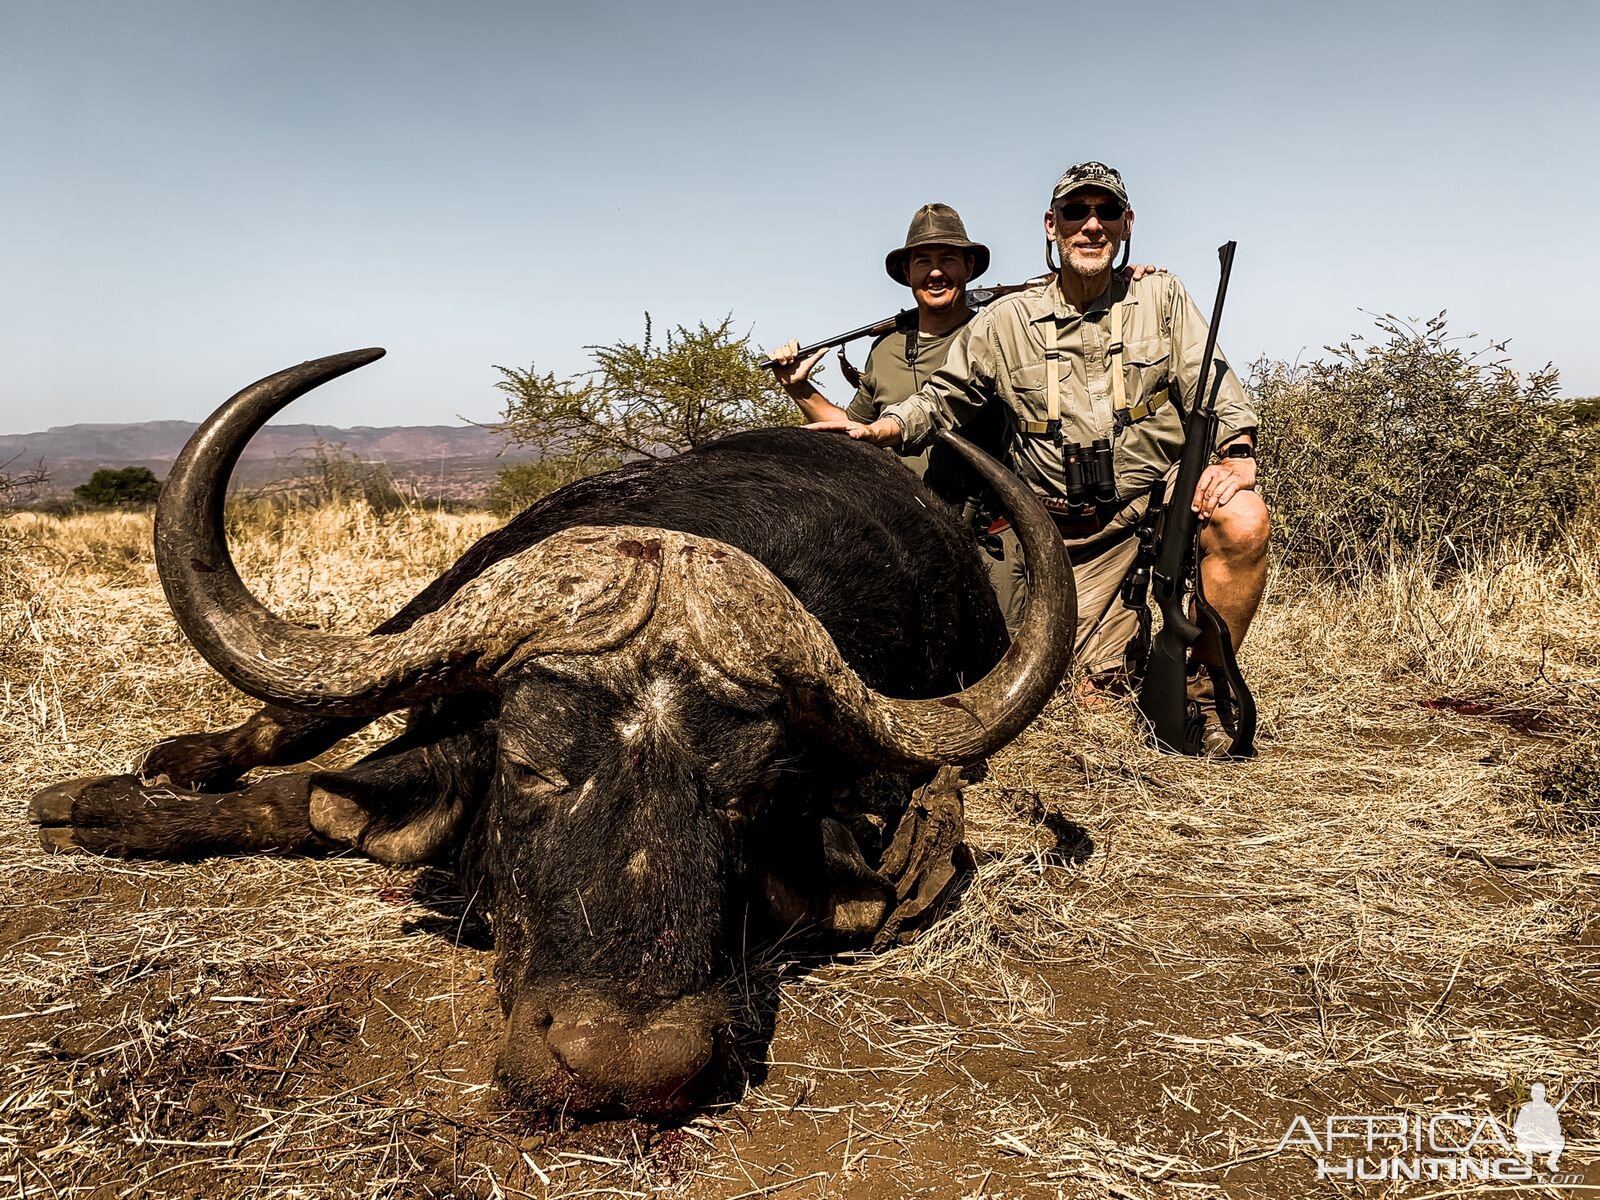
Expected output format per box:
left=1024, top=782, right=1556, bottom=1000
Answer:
left=885, top=203, right=990, bottom=285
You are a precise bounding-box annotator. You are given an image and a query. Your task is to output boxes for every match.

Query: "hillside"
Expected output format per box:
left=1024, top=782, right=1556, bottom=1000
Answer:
left=0, top=420, right=531, bottom=502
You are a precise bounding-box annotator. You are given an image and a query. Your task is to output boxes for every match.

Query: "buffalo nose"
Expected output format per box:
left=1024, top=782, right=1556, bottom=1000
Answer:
left=546, top=1014, right=713, bottom=1095
left=499, top=988, right=727, bottom=1117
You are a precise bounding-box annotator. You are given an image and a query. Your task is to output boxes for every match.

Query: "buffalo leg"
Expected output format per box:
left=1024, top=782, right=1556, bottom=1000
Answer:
left=32, top=713, right=494, bottom=864
left=30, top=772, right=325, bottom=858
left=138, top=705, right=370, bottom=792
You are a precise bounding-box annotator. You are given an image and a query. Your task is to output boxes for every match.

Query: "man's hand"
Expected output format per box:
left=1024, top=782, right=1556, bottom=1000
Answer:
left=1120, top=263, right=1167, bottom=281
left=765, top=339, right=828, bottom=394
left=805, top=416, right=904, bottom=448
left=1194, top=457, right=1257, bottom=520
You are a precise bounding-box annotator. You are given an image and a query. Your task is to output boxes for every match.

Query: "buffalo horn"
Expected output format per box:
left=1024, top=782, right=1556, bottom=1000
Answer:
left=677, top=429, right=1075, bottom=768
left=154, top=350, right=664, bottom=715
left=157, top=352, right=1074, bottom=762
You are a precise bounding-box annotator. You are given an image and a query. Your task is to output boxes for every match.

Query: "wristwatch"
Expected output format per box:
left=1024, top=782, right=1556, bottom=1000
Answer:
left=1219, top=442, right=1255, bottom=460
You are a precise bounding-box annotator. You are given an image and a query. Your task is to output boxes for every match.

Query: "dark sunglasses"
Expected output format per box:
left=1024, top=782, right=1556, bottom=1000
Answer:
left=1055, top=200, right=1126, bottom=222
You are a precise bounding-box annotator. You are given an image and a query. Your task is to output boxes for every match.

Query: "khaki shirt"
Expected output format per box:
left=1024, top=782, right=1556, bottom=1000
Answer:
left=845, top=315, right=1005, bottom=505
left=882, top=272, right=1257, bottom=502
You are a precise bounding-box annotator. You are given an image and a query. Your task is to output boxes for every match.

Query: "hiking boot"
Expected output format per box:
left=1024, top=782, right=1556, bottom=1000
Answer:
left=1186, top=664, right=1239, bottom=758
left=1078, top=669, right=1132, bottom=712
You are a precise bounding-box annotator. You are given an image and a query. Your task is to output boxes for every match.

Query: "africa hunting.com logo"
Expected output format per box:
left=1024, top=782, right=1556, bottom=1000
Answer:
left=1274, top=1084, right=1585, bottom=1184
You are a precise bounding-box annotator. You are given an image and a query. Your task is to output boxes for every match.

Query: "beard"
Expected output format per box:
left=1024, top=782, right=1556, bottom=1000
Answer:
left=1063, top=241, right=1117, bottom=277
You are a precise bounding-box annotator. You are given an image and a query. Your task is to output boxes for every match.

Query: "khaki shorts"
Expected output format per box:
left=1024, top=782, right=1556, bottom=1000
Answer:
left=1000, top=465, right=1178, bottom=678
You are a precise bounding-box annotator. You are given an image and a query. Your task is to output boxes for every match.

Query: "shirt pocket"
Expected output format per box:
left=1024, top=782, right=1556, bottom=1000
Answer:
left=1122, top=338, right=1173, bottom=421
left=1006, top=362, right=1049, bottom=420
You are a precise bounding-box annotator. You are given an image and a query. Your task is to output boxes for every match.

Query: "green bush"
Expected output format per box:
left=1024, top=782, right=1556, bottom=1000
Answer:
left=1254, top=314, right=1597, bottom=579
left=73, top=466, right=162, bottom=507
left=486, top=454, right=621, bottom=516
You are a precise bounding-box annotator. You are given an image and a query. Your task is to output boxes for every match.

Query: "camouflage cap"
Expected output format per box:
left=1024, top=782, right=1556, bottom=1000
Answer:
left=885, top=203, right=990, bottom=285
left=1050, top=161, right=1130, bottom=207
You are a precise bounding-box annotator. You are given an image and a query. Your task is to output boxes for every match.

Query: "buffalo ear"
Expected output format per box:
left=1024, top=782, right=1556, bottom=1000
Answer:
left=758, top=817, right=894, bottom=939
left=871, top=766, right=972, bottom=950
left=818, top=818, right=895, bottom=937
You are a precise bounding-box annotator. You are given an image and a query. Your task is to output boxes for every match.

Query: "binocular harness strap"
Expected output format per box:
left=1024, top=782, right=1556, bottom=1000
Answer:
left=1044, top=316, right=1062, bottom=429
left=1108, top=300, right=1129, bottom=417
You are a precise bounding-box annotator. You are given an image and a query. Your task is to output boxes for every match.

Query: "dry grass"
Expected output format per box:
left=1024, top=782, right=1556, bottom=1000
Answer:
left=1, top=500, right=1596, bottom=1198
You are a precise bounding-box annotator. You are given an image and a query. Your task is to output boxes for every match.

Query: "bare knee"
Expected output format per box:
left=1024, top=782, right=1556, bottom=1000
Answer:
left=1201, top=492, right=1270, bottom=562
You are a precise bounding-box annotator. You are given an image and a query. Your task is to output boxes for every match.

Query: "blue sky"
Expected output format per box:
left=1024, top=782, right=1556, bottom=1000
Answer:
left=3, top=0, right=1595, bottom=434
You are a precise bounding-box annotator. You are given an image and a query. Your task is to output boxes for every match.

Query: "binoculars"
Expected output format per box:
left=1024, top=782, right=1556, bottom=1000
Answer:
left=1064, top=439, right=1117, bottom=508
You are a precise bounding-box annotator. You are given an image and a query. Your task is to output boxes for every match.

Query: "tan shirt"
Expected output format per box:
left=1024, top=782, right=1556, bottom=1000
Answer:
left=882, top=272, right=1257, bottom=502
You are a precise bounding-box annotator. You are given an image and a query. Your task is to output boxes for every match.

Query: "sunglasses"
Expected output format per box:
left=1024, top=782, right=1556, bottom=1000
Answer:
left=1055, top=200, right=1126, bottom=222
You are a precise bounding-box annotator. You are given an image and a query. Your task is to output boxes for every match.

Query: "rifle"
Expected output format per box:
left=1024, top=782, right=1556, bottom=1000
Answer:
left=757, top=277, right=1049, bottom=369
left=1132, top=241, right=1257, bottom=759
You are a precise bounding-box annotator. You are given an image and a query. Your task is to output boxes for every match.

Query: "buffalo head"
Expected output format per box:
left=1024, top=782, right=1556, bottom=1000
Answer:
left=146, top=349, right=1076, bottom=1117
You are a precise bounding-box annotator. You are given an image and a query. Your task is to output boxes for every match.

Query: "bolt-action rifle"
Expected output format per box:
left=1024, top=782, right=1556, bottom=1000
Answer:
left=756, top=278, right=1049, bottom=370
left=1131, top=241, right=1256, bottom=758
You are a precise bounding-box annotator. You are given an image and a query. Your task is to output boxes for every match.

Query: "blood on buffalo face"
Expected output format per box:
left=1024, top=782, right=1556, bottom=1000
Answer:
left=464, top=651, right=794, bottom=1117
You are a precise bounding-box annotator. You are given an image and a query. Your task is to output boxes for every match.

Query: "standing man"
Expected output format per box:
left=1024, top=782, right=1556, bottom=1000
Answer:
left=815, top=163, right=1270, bottom=753
left=767, top=203, right=1019, bottom=624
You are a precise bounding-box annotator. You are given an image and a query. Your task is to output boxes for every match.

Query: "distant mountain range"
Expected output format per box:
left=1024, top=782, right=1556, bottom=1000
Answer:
left=0, top=420, right=532, bottom=502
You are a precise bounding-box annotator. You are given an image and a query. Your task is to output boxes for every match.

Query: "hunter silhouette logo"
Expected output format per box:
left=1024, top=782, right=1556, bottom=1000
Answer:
left=1513, top=1084, right=1564, bottom=1171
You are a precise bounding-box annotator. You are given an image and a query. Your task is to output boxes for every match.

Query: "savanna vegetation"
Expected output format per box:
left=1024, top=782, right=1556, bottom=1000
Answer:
left=1254, top=314, right=1597, bottom=578
left=1, top=312, right=1596, bottom=1197
left=488, top=315, right=795, bottom=511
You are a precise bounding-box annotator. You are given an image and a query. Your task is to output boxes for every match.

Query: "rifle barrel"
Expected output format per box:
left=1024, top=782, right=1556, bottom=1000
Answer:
left=757, top=278, right=1047, bottom=370
left=757, top=313, right=907, bottom=369
left=1188, top=241, right=1237, bottom=431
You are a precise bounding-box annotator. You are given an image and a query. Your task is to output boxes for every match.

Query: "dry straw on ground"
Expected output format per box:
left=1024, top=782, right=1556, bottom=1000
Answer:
left=1, top=500, right=1595, bottom=1199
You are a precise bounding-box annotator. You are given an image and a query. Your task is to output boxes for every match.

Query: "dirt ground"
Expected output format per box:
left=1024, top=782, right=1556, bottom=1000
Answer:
left=1, top=504, right=1596, bottom=1198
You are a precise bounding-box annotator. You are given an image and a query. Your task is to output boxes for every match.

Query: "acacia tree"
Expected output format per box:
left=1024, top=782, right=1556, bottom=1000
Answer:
left=493, top=315, right=798, bottom=469
left=74, top=466, right=162, bottom=507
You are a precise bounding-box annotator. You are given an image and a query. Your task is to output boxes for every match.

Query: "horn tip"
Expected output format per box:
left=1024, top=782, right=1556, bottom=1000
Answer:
left=307, top=347, right=386, bottom=377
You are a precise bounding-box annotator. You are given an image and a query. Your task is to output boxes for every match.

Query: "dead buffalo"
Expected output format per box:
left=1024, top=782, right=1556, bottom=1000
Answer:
left=30, top=348, right=1074, bottom=1119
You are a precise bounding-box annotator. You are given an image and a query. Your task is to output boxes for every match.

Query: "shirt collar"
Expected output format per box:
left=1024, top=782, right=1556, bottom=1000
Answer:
left=1030, top=273, right=1137, bottom=323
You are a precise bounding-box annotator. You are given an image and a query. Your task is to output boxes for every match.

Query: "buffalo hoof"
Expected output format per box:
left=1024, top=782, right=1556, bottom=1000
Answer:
left=29, top=775, right=143, bottom=854
left=139, top=733, right=243, bottom=792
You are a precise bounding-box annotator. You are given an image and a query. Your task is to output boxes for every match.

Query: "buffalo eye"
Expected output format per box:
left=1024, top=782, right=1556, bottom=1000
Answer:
left=499, top=753, right=568, bottom=796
